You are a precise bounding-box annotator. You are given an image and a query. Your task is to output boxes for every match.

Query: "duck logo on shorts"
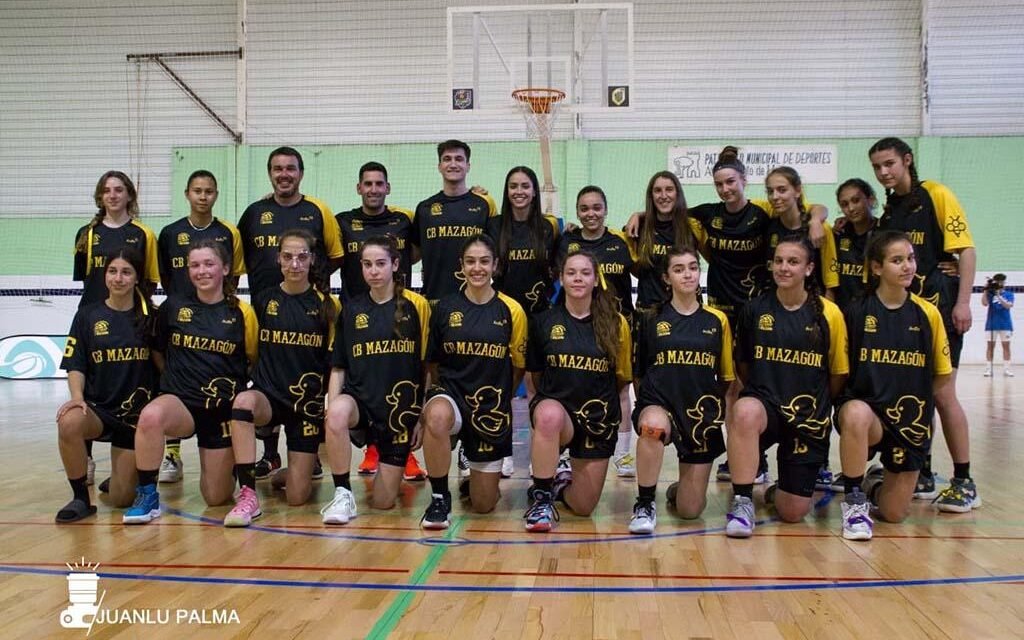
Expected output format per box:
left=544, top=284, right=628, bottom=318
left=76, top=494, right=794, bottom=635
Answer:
left=430, top=202, right=443, bottom=216
left=260, top=211, right=274, bottom=225
left=266, top=300, right=279, bottom=316
left=780, top=394, right=830, bottom=440
left=177, top=232, right=190, bottom=246
left=758, top=314, right=774, bottom=332
left=355, top=313, right=369, bottom=330
left=466, top=386, right=507, bottom=439
left=117, top=387, right=152, bottom=422
left=574, top=399, right=610, bottom=439
left=550, top=324, right=566, bottom=340
left=386, top=380, right=420, bottom=443
left=289, top=372, right=325, bottom=418
left=448, top=311, right=463, bottom=328
left=685, top=394, right=724, bottom=453
left=177, top=307, right=193, bottom=323
left=886, top=395, right=930, bottom=447
left=201, top=377, right=237, bottom=408
left=93, top=321, right=109, bottom=337
left=656, top=321, right=672, bottom=337
left=864, top=315, right=878, bottom=333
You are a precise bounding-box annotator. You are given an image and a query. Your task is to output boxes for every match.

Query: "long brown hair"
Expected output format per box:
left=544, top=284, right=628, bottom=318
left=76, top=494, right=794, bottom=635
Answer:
left=498, top=166, right=550, bottom=274
left=869, top=137, right=921, bottom=217
left=864, top=229, right=912, bottom=297
left=561, top=250, right=622, bottom=368
left=766, top=166, right=811, bottom=234
left=75, top=170, right=140, bottom=253
left=279, top=228, right=337, bottom=329
left=638, top=171, right=694, bottom=270
left=360, top=235, right=407, bottom=339
left=106, top=245, right=155, bottom=336
left=773, top=235, right=824, bottom=348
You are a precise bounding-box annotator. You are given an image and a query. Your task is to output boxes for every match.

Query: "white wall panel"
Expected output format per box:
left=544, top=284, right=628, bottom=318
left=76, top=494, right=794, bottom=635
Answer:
left=926, top=0, right=1024, bottom=135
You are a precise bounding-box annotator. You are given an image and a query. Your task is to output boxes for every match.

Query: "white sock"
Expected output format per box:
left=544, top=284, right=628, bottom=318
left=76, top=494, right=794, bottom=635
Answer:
left=614, top=429, right=632, bottom=457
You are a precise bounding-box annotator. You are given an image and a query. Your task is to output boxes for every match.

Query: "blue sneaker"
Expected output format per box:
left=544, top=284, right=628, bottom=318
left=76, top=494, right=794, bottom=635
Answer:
left=123, top=484, right=161, bottom=524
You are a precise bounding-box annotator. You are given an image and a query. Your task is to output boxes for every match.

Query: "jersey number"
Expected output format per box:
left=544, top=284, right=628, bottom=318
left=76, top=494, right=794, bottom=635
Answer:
left=892, top=447, right=905, bottom=465
left=63, top=337, right=77, bottom=359
left=792, top=438, right=808, bottom=455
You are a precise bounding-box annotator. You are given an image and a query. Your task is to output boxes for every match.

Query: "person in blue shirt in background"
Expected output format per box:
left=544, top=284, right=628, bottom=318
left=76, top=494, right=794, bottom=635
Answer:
left=982, top=273, right=1014, bottom=377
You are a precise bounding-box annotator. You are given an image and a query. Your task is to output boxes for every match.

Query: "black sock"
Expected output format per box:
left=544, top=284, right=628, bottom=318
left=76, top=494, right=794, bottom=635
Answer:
left=137, top=468, right=159, bottom=486
left=533, top=476, right=554, bottom=494
left=638, top=484, right=656, bottom=502
left=732, top=483, right=753, bottom=499
left=844, top=475, right=864, bottom=494
left=262, top=433, right=280, bottom=460
left=333, top=472, right=351, bottom=490
left=235, top=463, right=256, bottom=490
left=429, top=474, right=449, bottom=497
left=921, top=454, right=933, bottom=476
left=85, top=440, right=94, bottom=457
left=953, top=462, right=970, bottom=480
left=758, top=453, right=769, bottom=474
left=69, top=475, right=90, bottom=504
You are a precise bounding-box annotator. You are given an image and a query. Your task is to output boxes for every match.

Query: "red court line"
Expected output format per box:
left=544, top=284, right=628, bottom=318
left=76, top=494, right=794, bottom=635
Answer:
left=436, top=569, right=882, bottom=582
left=2, top=561, right=408, bottom=574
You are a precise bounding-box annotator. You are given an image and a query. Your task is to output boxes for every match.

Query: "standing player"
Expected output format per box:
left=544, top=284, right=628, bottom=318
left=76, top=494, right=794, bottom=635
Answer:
left=630, top=248, right=734, bottom=534
left=224, top=229, right=338, bottom=526
left=869, top=137, right=978, bottom=510
left=237, top=147, right=343, bottom=478
left=525, top=251, right=632, bottom=531
left=556, top=186, right=638, bottom=477
left=725, top=236, right=848, bottom=538
left=123, top=240, right=258, bottom=524
left=982, top=273, right=1014, bottom=377
left=322, top=236, right=431, bottom=524
left=413, top=140, right=499, bottom=305
left=837, top=230, right=953, bottom=540
left=419, top=235, right=527, bottom=529
left=832, top=178, right=878, bottom=312
left=73, top=171, right=159, bottom=485
left=156, top=169, right=244, bottom=484
left=335, top=161, right=425, bottom=481
left=55, top=248, right=158, bottom=522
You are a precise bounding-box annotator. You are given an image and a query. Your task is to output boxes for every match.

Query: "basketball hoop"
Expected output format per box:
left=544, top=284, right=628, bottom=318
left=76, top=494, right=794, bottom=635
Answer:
left=512, top=88, right=565, bottom=139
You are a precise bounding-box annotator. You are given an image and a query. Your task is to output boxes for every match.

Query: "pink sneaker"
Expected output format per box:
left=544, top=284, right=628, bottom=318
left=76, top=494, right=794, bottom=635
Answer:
left=224, top=486, right=262, bottom=527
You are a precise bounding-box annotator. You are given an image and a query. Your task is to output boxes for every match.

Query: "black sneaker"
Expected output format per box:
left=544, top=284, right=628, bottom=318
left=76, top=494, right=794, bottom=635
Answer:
left=420, top=493, right=451, bottom=530
left=255, top=456, right=281, bottom=480
left=312, top=457, right=324, bottom=480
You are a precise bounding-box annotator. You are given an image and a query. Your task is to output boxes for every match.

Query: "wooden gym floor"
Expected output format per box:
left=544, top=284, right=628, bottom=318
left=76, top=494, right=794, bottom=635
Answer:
left=1, top=370, right=1022, bottom=639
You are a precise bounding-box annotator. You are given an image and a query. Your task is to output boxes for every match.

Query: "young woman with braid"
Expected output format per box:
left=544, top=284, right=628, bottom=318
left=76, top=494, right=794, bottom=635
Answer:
left=869, top=137, right=978, bottom=511
left=55, top=247, right=158, bottom=522
left=837, top=230, right=952, bottom=540
left=123, top=240, right=258, bottom=524
left=525, top=250, right=632, bottom=532
left=629, top=248, right=733, bottom=534
left=725, top=236, right=848, bottom=538
left=321, top=236, right=431, bottom=524
left=223, top=229, right=338, bottom=526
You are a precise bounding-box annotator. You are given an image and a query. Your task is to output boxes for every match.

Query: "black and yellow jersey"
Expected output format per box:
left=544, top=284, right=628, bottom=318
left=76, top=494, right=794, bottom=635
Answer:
left=157, top=217, right=245, bottom=297
left=73, top=219, right=160, bottom=307
left=688, top=201, right=771, bottom=320
left=632, top=217, right=707, bottom=308
left=833, top=220, right=874, bottom=311
left=763, top=218, right=839, bottom=293
left=527, top=305, right=632, bottom=435
left=154, top=295, right=258, bottom=409
left=736, top=293, right=848, bottom=445
left=61, top=301, right=158, bottom=423
left=237, top=195, right=344, bottom=295
left=336, top=206, right=415, bottom=300
left=413, top=190, right=498, bottom=302
left=878, top=181, right=973, bottom=311
left=556, top=227, right=637, bottom=315
left=492, top=214, right=559, bottom=314
left=426, top=291, right=527, bottom=442
left=251, top=286, right=338, bottom=419
left=333, top=288, right=431, bottom=434
left=844, top=293, right=951, bottom=447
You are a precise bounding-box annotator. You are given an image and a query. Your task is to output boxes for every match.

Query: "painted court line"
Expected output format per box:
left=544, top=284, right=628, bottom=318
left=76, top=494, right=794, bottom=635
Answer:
left=0, top=561, right=407, bottom=574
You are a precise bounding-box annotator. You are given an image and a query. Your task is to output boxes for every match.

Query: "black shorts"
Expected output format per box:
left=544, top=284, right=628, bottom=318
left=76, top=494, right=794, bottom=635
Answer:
left=263, top=392, right=324, bottom=455
left=87, top=402, right=137, bottom=450
left=776, top=461, right=820, bottom=498
left=632, top=401, right=724, bottom=465
left=746, top=394, right=829, bottom=468
left=530, top=394, right=618, bottom=460
left=347, top=394, right=412, bottom=468
left=182, top=401, right=233, bottom=450
left=428, top=385, right=511, bottom=463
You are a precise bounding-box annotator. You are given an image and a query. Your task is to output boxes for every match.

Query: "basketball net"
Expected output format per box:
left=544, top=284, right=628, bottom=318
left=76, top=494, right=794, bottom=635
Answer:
left=512, top=88, right=565, bottom=216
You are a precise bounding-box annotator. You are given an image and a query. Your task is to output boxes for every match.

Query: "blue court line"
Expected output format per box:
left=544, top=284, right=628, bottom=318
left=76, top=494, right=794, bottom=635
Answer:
left=4, top=564, right=1024, bottom=595
left=164, top=506, right=763, bottom=545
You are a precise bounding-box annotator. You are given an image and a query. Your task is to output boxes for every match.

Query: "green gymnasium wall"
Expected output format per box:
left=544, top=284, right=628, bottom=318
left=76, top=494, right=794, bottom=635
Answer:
left=5, top=137, right=1021, bottom=276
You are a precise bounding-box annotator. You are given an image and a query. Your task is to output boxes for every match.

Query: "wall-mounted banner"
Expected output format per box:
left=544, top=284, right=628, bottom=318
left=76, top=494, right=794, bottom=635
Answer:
left=668, top=145, right=838, bottom=184
left=0, top=335, right=68, bottom=379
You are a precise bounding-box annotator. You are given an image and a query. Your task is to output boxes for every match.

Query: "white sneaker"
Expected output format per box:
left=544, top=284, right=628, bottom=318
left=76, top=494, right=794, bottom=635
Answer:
left=613, top=452, right=636, bottom=478
left=501, top=456, right=514, bottom=478
left=628, top=500, right=657, bottom=535
left=321, top=487, right=357, bottom=525
left=725, top=495, right=755, bottom=538
left=158, top=453, right=183, bottom=483
left=984, top=366, right=993, bottom=377
left=1006, top=368, right=1015, bottom=377
left=841, top=490, right=873, bottom=540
